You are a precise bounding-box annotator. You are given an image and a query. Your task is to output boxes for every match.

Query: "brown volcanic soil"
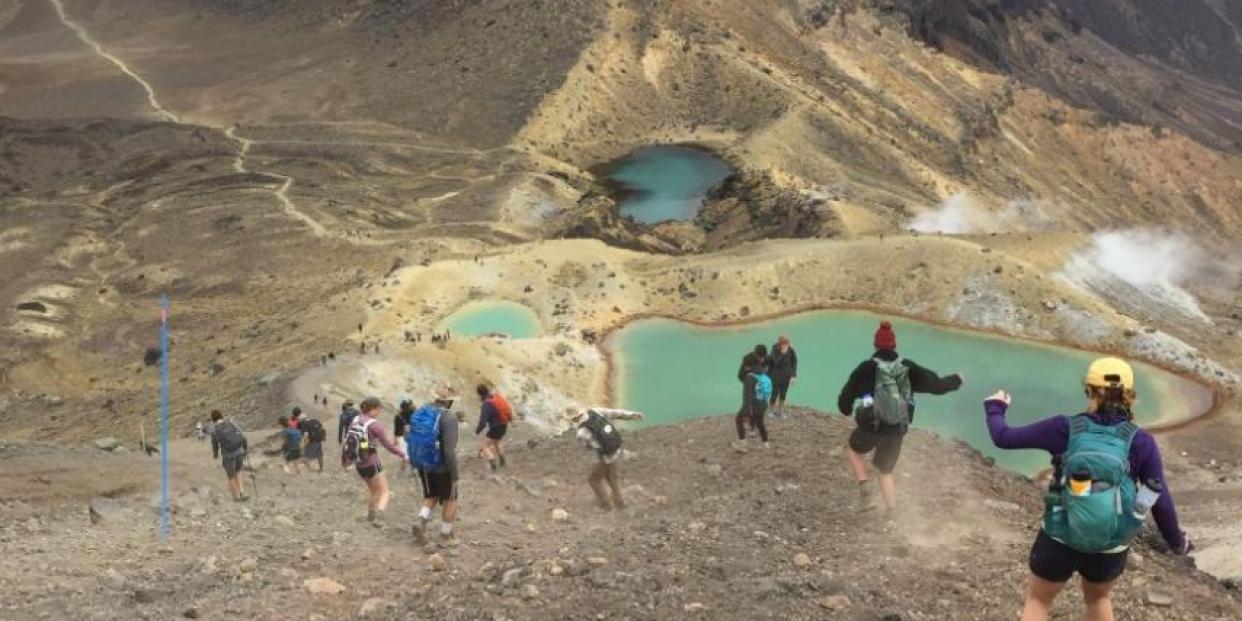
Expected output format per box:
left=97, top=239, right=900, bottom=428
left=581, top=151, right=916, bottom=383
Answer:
left=2, top=410, right=1238, bottom=621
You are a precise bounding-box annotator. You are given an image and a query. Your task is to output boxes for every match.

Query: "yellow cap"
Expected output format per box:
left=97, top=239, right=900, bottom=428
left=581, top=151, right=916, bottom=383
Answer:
left=1085, top=357, right=1134, bottom=390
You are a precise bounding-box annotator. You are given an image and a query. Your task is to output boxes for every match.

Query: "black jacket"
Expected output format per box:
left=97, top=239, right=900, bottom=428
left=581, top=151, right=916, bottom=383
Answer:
left=767, top=344, right=798, bottom=381
left=836, top=349, right=962, bottom=422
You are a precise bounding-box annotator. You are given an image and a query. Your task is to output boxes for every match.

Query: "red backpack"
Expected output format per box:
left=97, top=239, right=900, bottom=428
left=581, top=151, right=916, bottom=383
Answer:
left=488, top=393, right=514, bottom=425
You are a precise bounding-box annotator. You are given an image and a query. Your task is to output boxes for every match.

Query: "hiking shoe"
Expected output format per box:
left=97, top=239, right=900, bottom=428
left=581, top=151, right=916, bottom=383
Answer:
left=439, top=533, right=460, bottom=548
left=731, top=440, right=749, bottom=453
left=412, top=520, right=428, bottom=543
left=762, top=442, right=771, bottom=450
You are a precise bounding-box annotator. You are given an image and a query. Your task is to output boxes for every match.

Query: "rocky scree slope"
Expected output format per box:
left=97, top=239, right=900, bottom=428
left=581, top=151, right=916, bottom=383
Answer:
left=0, top=410, right=1236, bottom=620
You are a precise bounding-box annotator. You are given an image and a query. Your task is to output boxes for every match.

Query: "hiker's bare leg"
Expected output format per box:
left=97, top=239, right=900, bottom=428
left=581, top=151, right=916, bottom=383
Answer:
left=480, top=438, right=496, bottom=460
left=588, top=463, right=611, bottom=509
left=1081, top=578, right=1116, bottom=621
left=605, top=463, right=624, bottom=509
left=227, top=476, right=240, bottom=498
left=443, top=499, right=457, bottom=524
left=877, top=473, right=897, bottom=511
left=846, top=444, right=870, bottom=482
left=1020, top=573, right=1066, bottom=621
left=373, top=472, right=391, bottom=512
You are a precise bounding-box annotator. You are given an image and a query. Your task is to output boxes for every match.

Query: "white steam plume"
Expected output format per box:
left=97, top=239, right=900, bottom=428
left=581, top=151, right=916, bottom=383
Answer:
left=908, top=192, right=1054, bottom=234
left=1057, top=229, right=1215, bottom=322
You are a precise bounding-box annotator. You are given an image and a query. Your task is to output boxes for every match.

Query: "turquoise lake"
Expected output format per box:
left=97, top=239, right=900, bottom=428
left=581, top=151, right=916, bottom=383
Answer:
left=439, top=301, right=541, bottom=339
left=598, top=145, right=732, bottom=223
left=606, top=311, right=1213, bottom=474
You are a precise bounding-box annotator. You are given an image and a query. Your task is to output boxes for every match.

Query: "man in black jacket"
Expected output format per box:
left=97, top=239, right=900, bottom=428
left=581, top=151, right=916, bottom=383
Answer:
left=837, top=321, right=963, bottom=516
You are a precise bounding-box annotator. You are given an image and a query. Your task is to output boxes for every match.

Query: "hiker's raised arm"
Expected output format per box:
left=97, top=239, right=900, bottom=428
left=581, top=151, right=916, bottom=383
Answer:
left=836, top=362, right=868, bottom=415
left=905, top=360, right=962, bottom=395
left=593, top=407, right=643, bottom=421
left=984, top=399, right=1065, bottom=452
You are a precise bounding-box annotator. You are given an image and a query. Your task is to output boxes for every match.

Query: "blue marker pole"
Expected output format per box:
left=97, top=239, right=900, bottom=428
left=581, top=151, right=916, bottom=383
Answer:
left=160, top=294, right=171, bottom=542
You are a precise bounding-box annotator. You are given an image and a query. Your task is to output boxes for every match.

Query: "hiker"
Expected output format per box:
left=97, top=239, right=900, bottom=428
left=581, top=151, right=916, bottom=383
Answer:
left=986, top=357, right=1190, bottom=621
left=735, top=344, right=768, bottom=429
left=289, top=406, right=303, bottom=429
left=837, top=320, right=963, bottom=516
left=733, top=354, right=773, bottom=450
left=565, top=406, right=643, bottom=511
left=341, top=397, right=406, bottom=525
left=394, top=398, right=414, bottom=472
left=408, top=385, right=461, bottom=545
left=768, top=335, right=798, bottom=418
left=297, top=412, right=327, bottom=473
left=195, top=421, right=206, bottom=442
left=278, top=416, right=304, bottom=474
left=475, top=383, right=513, bottom=472
left=209, top=410, right=249, bottom=501
left=338, top=400, right=359, bottom=444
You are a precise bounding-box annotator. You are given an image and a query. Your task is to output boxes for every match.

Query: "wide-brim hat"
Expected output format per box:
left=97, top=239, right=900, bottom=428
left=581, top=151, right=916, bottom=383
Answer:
left=563, top=406, right=588, bottom=424
left=433, top=383, right=458, bottom=401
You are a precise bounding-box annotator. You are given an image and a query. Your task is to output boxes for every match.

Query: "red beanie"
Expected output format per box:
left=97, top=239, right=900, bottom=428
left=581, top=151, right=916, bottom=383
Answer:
left=874, top=321, right=897, bottom=350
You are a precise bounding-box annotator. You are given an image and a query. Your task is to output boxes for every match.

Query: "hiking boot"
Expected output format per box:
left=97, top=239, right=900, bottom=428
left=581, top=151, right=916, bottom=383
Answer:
left=412, top=519, right=428, bottom=543
left=438, top=533, right=460, bottom=548
left=857, top=481, right=877, bottom=512
left=731, top=439, right=749, bottom=454
left=762, top=442, right=771, bottom=450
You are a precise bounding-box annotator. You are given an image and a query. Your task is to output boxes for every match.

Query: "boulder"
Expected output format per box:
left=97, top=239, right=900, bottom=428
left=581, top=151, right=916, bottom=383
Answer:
left=303, top=577, right=347, bottom=595
left=818, top=595, right=851, bottom=611
left=793, top=553, right=812, bottom=568
left=428, top=554, right=447, bottom=572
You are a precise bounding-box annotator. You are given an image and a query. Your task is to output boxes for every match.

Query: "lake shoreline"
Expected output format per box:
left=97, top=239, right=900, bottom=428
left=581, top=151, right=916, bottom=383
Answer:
left=597, top=303, right=1225, bottom=436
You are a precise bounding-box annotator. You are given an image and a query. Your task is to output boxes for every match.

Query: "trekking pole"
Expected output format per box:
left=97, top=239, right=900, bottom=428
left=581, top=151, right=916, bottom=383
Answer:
left=247, top=455, right=259, bottom=500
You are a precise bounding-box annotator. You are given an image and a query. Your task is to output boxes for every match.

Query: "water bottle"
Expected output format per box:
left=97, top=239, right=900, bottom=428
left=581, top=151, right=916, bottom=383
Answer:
left=1132, top=479, right=1163, bottom=519
left=1068, top=470, right=1092, bottom=497
left=860, top=394, right=874, bottom=409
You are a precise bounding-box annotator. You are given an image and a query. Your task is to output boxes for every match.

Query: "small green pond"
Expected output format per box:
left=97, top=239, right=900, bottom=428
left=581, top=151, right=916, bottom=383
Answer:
left=606, top=311, right=1212, bottom=474
left=439, top=301, right=540, bottom=339
left=596, top=145, right=732, bottom=223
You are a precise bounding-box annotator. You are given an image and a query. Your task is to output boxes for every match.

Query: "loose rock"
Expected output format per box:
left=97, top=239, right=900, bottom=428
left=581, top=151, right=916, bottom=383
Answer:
left=303, top=577, right=347, bottom=595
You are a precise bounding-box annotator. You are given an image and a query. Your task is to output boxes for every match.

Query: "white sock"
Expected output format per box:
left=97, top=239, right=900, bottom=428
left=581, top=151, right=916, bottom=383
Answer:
left=418, top=507, right=431, bottom=520
left=440, top=523, right=453, bottom=535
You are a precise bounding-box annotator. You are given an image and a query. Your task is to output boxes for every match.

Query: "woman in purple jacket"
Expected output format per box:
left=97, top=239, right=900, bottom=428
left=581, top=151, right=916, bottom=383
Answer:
left=986, top=357, right=1191, bottom=621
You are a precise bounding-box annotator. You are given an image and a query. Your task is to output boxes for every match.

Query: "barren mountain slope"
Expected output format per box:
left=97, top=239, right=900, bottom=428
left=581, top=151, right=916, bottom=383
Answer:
left=1, top=412, right=1238, bottom=621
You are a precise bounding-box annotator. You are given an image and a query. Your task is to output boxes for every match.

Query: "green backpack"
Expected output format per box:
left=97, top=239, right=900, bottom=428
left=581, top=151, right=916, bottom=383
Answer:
left=872, top=358, right=912, bottom=427
left=1042, top=416, right=1144, bottom=553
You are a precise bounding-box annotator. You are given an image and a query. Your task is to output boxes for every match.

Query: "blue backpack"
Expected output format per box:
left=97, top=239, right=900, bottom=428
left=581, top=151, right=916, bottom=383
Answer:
left=1042, top=416, right=1144, bottom=553
left=752, top=372, right=773, bottom=403
left=406, top=404, right=444, bottom=470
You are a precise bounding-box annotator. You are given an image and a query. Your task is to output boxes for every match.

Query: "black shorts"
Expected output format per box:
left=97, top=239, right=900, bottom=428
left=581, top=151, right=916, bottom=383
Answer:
left=1029, top=529, right=1128, bottom=584
left=770, top=378, right=791, bottom=403
left=847, top=424, right=906, bottom=474
left=222, top=455, right=245, bottom=477
left=417, top=469, right=458, bottom=505
left=356, top=463, right=383, bottom=480
left=304, top=441, right=323, bottom=461
left=485, top=425, right=508, bottom=441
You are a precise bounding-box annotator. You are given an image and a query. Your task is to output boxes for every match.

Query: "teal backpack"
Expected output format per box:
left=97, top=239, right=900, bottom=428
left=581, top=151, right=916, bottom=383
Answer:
left=752, top=372, right=773, bottom=403
left=872, top=358, right=912, bottom=427
left=1042, top=416, right=1144, bottom=553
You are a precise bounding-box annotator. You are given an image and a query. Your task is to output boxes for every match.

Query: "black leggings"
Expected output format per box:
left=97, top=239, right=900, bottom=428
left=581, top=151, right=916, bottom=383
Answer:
left=735, top=402, right=768, bottom=442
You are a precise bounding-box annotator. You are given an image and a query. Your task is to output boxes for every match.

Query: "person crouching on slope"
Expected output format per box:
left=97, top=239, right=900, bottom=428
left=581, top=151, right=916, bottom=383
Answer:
left=475, top=382, right=513, bottom=473
left=566, top=406, right=644, bottom=511
left=734, top=356, right=774, bottom=450
left=986, top=357, right=1191, bottom=621
left=409, top=384, right=462, bottom=546
left=837, top=320, right=963, bottom=517
left=341, top=397, right=406, bottom=526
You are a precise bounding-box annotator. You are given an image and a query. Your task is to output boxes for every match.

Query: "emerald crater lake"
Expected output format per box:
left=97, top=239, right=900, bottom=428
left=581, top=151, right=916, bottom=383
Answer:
left=439, top=301, right=541, bottom=339
left=597, top=145, right=732, bottom=223
left=605, top=311, right=1212, bottom=474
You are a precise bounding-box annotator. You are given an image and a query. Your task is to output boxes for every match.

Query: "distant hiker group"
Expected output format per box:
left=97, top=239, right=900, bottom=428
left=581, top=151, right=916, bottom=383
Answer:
left=201, top=318, right=1187, bottom=621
